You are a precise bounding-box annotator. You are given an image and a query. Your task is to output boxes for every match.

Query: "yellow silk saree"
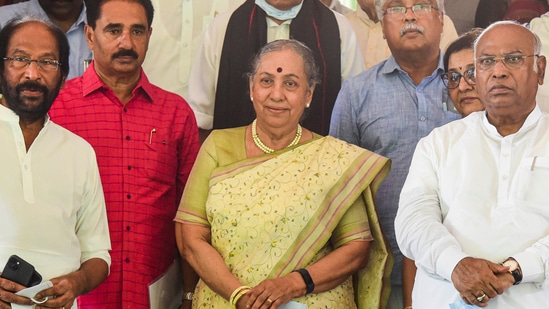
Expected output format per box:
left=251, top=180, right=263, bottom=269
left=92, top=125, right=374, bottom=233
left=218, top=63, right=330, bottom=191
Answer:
left=176, top=128, right=393, bottom=308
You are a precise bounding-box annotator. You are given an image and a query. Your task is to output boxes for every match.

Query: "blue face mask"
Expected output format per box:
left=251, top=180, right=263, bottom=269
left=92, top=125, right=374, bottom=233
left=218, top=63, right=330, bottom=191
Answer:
left=255, top=0, right=304, bottom=20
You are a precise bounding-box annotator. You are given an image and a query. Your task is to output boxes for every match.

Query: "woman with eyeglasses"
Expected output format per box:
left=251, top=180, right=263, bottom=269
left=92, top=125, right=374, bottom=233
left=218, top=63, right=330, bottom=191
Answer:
left=442, top=28, right=485, bottom=117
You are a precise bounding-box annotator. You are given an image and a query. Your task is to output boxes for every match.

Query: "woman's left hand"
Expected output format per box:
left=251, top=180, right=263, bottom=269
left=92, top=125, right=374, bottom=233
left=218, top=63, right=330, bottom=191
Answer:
left=245, top=274, right=302, bottom=309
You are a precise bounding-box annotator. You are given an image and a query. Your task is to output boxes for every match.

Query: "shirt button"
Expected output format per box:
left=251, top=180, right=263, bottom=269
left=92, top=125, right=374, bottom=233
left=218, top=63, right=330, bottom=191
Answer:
left=127, top=194, right=131, bottom=199
left=125, top=258, right=130, bottom=263
left=126, top=135, right=131, bottom=140
left=502, top=175, right=508, bottom=180
left=126, top=226, right=131, bottom=231
left=420, top=116, right=426, bottom=121
left=128, top=165, right=132, bottom=170
left=123, top=107, right=127, bottom=113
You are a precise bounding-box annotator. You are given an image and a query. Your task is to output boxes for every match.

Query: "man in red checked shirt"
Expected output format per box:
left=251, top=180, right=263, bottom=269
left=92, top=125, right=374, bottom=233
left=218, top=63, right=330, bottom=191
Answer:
left=49, top=0, right=200, bottom=308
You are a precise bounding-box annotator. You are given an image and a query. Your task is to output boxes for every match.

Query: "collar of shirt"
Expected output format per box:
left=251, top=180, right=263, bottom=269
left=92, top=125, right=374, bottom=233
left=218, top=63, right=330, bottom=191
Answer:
left=381, top=53, right=445, bottom=77
left=482, top=104, right=543, bottom=137
left=0, top=103, right=19, bottom=123
left=82, top=61, right=155, bottom=103
left=0, top=102, right=52, bottom=127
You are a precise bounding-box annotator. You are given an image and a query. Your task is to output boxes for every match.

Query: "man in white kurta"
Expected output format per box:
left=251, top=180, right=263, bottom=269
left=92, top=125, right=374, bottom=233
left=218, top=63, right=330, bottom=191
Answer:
left=395, top=21, right=549, bottom=308
left=0, top=16, right=110, bottom=308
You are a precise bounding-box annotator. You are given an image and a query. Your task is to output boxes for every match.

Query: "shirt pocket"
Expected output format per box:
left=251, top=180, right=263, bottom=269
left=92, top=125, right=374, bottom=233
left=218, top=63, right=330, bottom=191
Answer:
left=514, top=156, right=549, bottom=217
left=144, top=130, right=177, bottom=185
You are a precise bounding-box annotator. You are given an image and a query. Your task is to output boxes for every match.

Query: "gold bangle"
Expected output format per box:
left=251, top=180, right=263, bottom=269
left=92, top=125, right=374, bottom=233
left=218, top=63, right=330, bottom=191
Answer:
left=232, top=288, right=249, bottom=308
left=404, top=306, right=413, bottom=309
left=229, top=286, right=251, bottom=307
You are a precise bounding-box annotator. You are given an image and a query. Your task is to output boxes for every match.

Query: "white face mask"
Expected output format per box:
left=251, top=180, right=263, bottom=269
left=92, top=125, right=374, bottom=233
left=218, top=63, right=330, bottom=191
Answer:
left=254, top=0, right=304, bottom=20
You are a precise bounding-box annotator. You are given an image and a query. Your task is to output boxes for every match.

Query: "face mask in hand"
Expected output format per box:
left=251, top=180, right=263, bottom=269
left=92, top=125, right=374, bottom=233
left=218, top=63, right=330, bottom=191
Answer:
left=449, top=299, right=480, bottom=309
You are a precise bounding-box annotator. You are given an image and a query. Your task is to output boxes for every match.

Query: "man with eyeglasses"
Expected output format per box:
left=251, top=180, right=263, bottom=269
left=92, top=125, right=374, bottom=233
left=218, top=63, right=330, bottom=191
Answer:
left=0, top=0, right=92, bottom=80
left=0, top=16, right=110, bottom=308
left=330, top=1, right=460, bottom=308
left=345, top=0, right=459, bottom=69
left=395, top=21, right=549, bottom=308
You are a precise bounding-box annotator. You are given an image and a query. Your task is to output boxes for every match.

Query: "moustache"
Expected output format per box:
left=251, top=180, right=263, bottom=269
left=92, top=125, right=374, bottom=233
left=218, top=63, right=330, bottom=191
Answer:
left=112, top=49, right=138, bottom=60
left=16, top=80, right=48, bottom=95
left=400, top=23, right=425, bottom=36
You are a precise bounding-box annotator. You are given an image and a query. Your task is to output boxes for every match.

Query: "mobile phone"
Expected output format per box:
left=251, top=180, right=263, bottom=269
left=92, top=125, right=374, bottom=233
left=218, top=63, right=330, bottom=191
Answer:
left=0, top=255, right=42, bottom=287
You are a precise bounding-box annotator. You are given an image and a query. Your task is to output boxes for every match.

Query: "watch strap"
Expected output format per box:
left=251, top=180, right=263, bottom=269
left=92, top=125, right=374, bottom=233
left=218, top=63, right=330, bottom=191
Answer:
left=293, top=268, right=315, bottom=294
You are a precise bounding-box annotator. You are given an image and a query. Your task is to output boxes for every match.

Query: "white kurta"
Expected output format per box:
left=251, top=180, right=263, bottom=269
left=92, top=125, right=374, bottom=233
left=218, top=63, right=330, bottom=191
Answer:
left=396, top=107, right=549, bottom=308
left=0, top=105, right=111, bottom=287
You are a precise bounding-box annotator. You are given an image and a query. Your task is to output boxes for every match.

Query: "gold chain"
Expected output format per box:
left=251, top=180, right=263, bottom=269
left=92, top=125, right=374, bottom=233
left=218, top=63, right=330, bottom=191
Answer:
left=251, top=119, right=302, bottom=154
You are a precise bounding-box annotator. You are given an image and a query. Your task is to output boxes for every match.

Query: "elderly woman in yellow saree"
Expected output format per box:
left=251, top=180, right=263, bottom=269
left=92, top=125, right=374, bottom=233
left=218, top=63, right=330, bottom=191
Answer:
left=175, top=39, right=392, bottom=309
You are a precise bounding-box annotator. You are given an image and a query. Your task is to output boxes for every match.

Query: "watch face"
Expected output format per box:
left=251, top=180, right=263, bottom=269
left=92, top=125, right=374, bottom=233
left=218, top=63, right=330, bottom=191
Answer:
left=503, top=259, right=519, bottom=271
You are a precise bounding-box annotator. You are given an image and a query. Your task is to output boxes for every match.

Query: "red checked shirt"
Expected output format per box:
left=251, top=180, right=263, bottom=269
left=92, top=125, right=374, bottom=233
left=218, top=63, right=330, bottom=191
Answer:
left=49, top=62, right=200, bottom=309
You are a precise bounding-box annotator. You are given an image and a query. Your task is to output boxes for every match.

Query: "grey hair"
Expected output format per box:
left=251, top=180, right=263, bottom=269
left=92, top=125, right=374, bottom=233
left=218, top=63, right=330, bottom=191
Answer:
left=0, top=14, right=70, bottom=79
left=247, top=39, right=321, bottom=89
left=473, top=20, right=542, bottom=72
left=375, top=0, right=445, bottom=21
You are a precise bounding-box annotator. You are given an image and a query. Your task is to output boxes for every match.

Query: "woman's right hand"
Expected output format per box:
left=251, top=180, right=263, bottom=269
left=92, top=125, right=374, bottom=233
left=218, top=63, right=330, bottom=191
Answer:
left=243, top=273, right=303, bottom=309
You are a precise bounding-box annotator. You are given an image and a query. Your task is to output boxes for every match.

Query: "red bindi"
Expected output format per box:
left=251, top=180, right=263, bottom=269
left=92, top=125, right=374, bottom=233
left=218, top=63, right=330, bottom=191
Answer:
left=277, top=67, right=283, bottom=73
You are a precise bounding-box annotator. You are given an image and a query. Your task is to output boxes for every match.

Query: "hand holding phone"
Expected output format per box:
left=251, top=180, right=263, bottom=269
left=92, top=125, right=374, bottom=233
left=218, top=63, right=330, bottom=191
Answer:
left=0, top=255, right=42, bottom=287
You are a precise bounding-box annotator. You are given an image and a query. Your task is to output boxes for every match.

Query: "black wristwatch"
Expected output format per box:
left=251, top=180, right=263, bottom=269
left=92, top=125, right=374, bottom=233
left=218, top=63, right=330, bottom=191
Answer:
left=502, top=257, right=522, bottom=285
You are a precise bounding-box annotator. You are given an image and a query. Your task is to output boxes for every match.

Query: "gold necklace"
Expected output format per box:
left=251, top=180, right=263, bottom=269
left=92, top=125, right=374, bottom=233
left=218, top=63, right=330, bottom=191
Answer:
left=251, top=119, right=302, bottom=154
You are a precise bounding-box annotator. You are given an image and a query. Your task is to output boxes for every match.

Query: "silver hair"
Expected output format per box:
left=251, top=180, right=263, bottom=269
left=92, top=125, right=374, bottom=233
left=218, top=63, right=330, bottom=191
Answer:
left=5, top=14, right=57, bottom=30
left=247, top=39, right=321, bottom=89
left=473, top=20, right=542, bottom=73
left=374, top=0, right=445, bottom=21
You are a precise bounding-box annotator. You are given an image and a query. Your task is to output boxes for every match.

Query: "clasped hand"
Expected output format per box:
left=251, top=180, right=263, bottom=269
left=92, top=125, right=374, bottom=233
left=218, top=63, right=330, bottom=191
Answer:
left=451, top=257, right=514, bottom=307
left=237, top=274, right=303, bottom=309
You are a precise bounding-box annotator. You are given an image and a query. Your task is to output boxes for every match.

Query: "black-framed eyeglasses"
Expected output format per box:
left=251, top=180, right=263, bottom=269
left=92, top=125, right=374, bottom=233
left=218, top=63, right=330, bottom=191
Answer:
left=383, top=4, right=439, bottom=17
left=476, top=54, right=539, bottom=71
left=2, top=56, right=61, bottom=72
left=442, top=67, right=476, bottom=89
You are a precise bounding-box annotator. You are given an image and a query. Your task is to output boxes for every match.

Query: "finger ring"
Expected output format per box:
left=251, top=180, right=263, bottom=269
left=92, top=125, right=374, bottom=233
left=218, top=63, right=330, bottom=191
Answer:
left=477, top=293, right=486, bottom=302
left=266, top=298, right=273, bottom=303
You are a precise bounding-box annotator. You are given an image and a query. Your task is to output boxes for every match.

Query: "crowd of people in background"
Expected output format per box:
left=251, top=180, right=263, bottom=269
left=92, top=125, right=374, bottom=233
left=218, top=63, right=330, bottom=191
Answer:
left=1, top=0, right=549, bottom=309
